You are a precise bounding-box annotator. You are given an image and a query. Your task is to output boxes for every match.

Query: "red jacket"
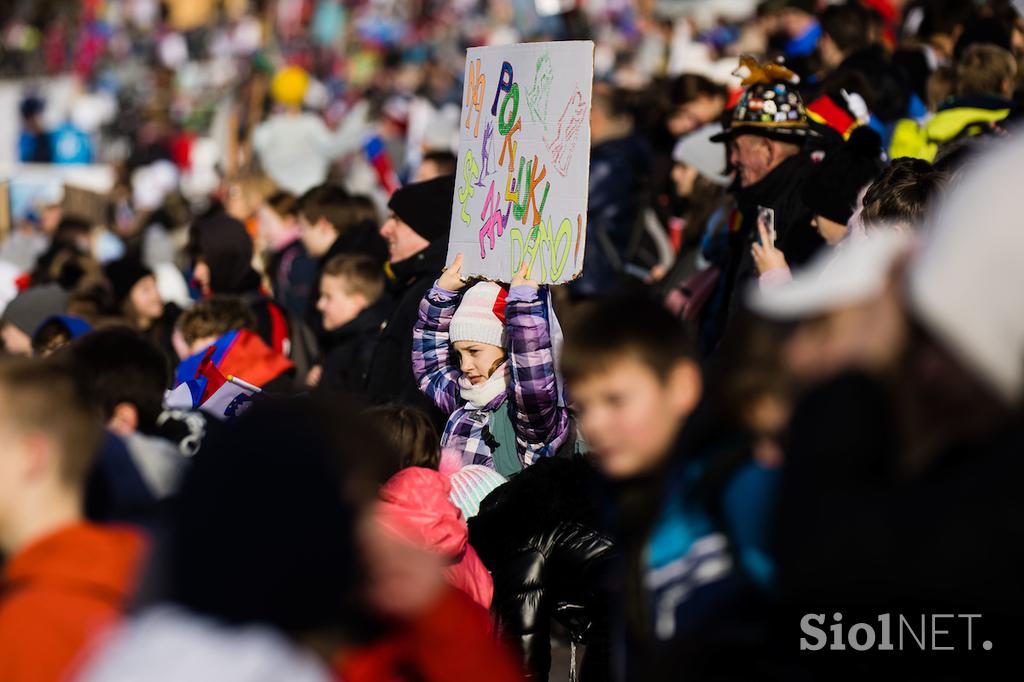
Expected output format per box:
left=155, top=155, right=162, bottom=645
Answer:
left=376, top=467, right=493, bottom=609
left=337, top=589, right=524, bottom=682
left=0, top=522, right=147, bottom=682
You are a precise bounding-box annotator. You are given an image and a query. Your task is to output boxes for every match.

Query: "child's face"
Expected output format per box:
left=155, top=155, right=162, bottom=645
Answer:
left=318, top=275, right=369, bottom=331
left=571, top=356, right=702, bottom=480
left=452, top=341, right=506, bottom=385
left=299, top=215, right=337, bottom=258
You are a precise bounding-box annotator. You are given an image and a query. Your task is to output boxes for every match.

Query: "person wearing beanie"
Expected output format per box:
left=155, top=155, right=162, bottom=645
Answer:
left=188, top=206, right=295, bottom=362
left=438, top=449, right=507, bottom=520
left=1, top=284, right=69, bottom=356
left=703, top=57, right=825, bottom=354
left=32, top=315, right=92, bottom=356
left=412, top=253, right=571, bottom=475
left=104, top=257, right=183, bottom=363
left=365, top=176, right=457, bottom=423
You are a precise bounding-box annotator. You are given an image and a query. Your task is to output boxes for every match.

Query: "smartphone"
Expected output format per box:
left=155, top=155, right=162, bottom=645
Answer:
left=756, top=206, right=776, bottom=245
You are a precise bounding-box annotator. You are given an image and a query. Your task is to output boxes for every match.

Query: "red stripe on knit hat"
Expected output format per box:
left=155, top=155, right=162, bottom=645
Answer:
left=492, top=286, right=508, bottom=323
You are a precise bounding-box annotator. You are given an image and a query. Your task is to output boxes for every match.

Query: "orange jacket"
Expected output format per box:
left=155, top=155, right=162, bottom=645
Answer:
left=0, top=522, right=147, bottom=682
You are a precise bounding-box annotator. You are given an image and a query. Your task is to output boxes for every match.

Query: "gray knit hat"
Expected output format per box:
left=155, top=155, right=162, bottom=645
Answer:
left=1, top=284, right=69, bottom=336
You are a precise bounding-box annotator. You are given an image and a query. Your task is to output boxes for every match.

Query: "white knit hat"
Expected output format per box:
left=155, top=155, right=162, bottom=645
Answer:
left=448, top=465, right=507, bottom=519
left=450, top=281, right=508, bottom=348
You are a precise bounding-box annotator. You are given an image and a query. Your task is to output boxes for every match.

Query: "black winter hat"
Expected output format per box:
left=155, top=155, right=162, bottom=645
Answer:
left=104, top=257, right=153, bottom=304
left=387, top=174, right=456, bottom=243
left=801, top=127, right=885, bottom=225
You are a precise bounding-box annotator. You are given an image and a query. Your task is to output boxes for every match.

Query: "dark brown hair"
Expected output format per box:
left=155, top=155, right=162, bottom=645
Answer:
left=365, top=404, right=441, bottom=473
left=321, top=254, right=385, bottom=304
left=561, top=292, right=695, bottom=383
left=860, top=158, right=946, bottom=227
left=296, top=184, right=362, bottom=234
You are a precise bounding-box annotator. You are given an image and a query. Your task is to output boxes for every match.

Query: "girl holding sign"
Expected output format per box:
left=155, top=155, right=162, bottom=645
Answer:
left=412, top=254, right=570, bottom=475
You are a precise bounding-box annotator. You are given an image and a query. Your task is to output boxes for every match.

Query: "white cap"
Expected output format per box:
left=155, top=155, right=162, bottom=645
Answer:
left=672, top=123, right=732, bottom=187
left=908, top=136, right=1024, bottom=404
left=748, top=230, right=914, bottom=320
left=450, top=281, right=508, bottom=348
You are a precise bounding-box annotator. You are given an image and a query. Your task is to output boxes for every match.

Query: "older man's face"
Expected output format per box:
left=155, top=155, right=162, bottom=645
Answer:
left=729, top=134, right=778, bottom=188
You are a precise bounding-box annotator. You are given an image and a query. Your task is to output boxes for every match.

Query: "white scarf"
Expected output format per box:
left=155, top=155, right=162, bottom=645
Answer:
left=459, top=362, right=510, bottom=410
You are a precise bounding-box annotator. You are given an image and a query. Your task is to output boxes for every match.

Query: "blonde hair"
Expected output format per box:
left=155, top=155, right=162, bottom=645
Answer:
left=0, top=358, right=101, bottom=487
left=956, top=44, right=1017, bottom=97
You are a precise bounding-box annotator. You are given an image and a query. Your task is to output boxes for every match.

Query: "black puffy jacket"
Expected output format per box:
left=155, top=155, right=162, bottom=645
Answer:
left=469, top=457, right=615, bottom=681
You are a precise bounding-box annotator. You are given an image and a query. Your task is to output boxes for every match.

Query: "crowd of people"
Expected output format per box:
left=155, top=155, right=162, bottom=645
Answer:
left=1, top=0, right=1024, bottom=681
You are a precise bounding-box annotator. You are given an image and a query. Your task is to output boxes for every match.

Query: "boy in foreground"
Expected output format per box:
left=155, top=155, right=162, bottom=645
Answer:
left=562, top=293, right=780, bottom=681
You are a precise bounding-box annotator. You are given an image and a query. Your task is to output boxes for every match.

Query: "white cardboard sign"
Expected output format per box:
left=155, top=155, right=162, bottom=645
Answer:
left=448, top=40, right=594, bottom=284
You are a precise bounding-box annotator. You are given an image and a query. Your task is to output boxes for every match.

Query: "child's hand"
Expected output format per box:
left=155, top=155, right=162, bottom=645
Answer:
left=438, top=253, right=467, bottom=291
left=511, top=261, right=539, bottom=289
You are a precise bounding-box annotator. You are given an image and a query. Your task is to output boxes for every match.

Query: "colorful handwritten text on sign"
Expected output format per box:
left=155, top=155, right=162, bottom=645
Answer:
left=448, top=41, right=594, bottom=284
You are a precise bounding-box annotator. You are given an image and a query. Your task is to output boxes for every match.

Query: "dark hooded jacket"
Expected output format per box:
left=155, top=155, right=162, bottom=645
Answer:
left=320, top=294, right=393, bottom=396
left=188, top=206, right=293, bottom=360
left=469, top=456, right=615, bottom=681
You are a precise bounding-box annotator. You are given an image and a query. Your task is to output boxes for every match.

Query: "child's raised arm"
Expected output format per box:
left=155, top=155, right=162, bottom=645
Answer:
left=412, top=255, right=466, bottom=415
left=506, top=265, right=570, bottom=465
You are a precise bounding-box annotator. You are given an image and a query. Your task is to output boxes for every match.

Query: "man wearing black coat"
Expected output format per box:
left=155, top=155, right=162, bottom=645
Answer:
left=365, top=175, right=456, bottom=423
left=701, top=63, right=825, bottom=354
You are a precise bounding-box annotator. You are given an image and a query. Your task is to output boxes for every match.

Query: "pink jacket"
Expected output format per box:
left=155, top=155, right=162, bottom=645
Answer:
left=376, top=468, right=493, bottom=609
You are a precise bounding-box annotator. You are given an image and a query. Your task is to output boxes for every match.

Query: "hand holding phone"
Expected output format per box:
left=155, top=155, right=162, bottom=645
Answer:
left=756, top=206, right=776, bottom=246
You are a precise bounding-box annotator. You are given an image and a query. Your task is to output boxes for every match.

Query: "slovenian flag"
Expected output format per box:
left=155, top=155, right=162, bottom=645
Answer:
left=164, top=343, right=258, bottom=420
left=167, top=329, right=292, bottom=420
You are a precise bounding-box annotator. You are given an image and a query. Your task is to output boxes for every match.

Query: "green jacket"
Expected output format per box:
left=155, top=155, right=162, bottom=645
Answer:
left=890, top=95, right=1012, bottom=161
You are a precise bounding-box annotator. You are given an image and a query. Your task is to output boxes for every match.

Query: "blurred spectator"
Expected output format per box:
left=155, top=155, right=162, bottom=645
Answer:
left=104, top=257, right=183, bottom=363
left=254, top=67, right=371, bottom=195
left=414, top=150, right=458, bottom=182
left=571, top=84, right=654, bottom=299
left=174, top=296, right=295, bottom=393
left=0, top=359, right=146, bottom=682
left=259, top=191, right=318, bottom=320
left=64, top=327, right=186, bottom=530
left=1, top=283, right=69, bottom=356
left=295, top=183, right=387, bottom=336
left=18, top=96, right=53, bottom=163
left=891, top=43, right=1018, bottom=160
